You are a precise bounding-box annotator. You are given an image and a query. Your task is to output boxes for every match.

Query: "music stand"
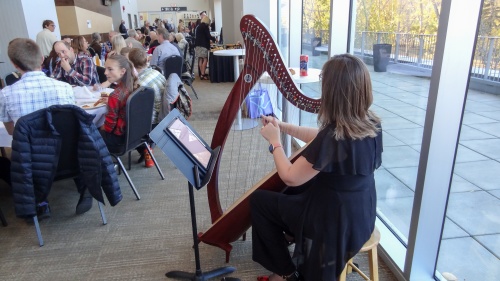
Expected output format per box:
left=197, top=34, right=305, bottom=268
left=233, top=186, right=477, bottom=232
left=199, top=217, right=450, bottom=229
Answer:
left=149, top=109, right=237, bottom=281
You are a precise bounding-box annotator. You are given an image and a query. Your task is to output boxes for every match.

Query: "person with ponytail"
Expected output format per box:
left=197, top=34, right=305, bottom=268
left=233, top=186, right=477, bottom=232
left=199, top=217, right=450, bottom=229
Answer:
left=99, top=54, right=137, bottom=153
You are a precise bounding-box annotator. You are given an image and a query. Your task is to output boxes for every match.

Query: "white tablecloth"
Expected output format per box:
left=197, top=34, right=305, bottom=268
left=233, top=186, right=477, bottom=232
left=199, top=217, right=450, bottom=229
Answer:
left=0, top=86, right=112, bottom=148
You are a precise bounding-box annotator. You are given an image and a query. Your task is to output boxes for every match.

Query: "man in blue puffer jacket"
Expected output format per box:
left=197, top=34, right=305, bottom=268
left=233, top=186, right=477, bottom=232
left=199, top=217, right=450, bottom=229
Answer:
left=10, top=104, right=122, bottom=218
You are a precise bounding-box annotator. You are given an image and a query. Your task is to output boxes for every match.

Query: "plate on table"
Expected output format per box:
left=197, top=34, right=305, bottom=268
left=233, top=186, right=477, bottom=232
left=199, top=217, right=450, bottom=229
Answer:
left=80, top=102, right=106, bottom=110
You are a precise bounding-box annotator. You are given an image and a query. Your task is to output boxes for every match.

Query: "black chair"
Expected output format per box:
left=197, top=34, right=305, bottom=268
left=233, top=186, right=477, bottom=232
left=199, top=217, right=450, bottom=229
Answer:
left=88, top=46, right=97, bottom=58
left=163, top=55, right=183, bottom=80
left=0, top=206, right=6, bottom=226
left=32, top=107, right=107, bottom=246
left=96, top=66, right=107, bottom=84
left=5, top=72, right=21, bottom=86
left=182, top=43, right=199, bottom=99
left=151, top=65, right=163, bottom=75
left=109, top=87, right=165, bottom=200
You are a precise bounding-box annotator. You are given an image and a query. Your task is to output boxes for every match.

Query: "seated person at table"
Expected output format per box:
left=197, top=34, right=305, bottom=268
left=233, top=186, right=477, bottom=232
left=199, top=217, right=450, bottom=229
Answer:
left=125, top=29, right=144, bottom=50
left=0, top=38, right=95, bottom=219
left=251, top=54, right=382, bottom=281
left=128, top=48, right=167, bottom=168
left=0, top=38, right=74, bottom=135
left=51, top=40, right=99, bottom=86
left=150, top=28, right=180, bottom=69
left=99, top=54, right=137, bottom=153
left=71, top=36, right=92, bottom=58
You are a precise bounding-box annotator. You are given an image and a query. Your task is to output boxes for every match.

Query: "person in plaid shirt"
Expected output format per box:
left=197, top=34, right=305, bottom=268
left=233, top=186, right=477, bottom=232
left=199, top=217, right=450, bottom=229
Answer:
left=0, top=38, right=74, bottom=135
left=127, top=48, right=166, bottom=168
left=51, top=40, right=99, bottom=86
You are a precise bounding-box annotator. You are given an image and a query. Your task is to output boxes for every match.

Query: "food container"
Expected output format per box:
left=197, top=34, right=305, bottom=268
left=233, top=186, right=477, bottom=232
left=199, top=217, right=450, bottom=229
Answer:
left=300, top=54, right=308, bottom=76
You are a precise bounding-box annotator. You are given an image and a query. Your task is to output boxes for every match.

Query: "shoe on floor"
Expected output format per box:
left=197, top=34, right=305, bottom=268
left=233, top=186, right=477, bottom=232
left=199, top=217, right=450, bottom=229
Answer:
left=76, top=194, right=93, bottom=215
left=144, top=148, right=154, bottom=168
left=36, top=201, right=51, bottom=220
left=137, top=153, right=145, bottom=163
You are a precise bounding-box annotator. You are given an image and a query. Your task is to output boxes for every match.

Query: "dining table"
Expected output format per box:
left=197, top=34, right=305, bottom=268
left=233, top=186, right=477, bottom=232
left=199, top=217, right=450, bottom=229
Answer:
left=0, top=86, right=112, bottom=148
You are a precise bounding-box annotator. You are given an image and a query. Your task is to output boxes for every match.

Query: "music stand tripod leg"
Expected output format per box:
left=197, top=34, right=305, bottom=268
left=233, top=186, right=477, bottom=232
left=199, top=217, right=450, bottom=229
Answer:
left=165, top=166, right=236, bottom=280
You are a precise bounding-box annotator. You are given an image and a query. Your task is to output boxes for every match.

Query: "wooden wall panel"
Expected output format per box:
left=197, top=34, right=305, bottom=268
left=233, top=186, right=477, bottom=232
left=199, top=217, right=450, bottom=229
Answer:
left=55, top=0, right=75, bottom=6
left=56, top=0, right=111, bottom=16
left=74, top=0, right=111, bottom=17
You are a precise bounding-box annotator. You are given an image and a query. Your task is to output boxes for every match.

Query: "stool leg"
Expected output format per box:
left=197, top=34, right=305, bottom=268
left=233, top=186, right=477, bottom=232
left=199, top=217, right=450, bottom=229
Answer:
left=369, top=247, right=379, bottom=281
left=347, top=258, right=353, bottom=274
left=339, top=262, right=348, bottom=281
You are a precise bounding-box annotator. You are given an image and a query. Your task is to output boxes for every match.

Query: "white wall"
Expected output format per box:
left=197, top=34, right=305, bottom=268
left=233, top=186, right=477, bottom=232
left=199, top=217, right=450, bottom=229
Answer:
left=219, top=0, right=277, bottom=45
left=0, top=0, right=59, bottom=80
left=112, top=0, right=139, bottom=31
left=22, top=0, right=61, bottom=41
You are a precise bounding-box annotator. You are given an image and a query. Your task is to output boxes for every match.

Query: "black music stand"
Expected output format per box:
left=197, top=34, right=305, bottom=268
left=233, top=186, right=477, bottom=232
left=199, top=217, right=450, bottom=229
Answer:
left=149, top=109, right=237, bottom=281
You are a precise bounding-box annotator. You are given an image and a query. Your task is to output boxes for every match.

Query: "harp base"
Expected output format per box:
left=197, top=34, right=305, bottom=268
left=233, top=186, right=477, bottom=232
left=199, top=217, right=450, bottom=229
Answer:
left=165, top=266, right=236, bottom=281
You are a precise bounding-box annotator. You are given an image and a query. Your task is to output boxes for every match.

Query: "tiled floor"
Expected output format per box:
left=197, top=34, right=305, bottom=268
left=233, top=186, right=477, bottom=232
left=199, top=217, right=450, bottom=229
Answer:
left=305, top=53, right=500, bottom=280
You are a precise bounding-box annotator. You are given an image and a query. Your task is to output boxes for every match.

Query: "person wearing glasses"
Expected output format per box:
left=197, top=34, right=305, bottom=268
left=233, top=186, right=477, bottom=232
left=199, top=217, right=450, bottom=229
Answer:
left=36, top=20, right=57, bottom=58
left=252, top=54, right=383, bottom=281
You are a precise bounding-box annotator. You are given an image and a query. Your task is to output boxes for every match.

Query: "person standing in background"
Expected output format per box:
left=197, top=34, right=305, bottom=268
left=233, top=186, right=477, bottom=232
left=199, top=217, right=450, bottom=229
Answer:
left=36, top=20, right=57, bottom=58
left=119, top=20, right=128, bottom=39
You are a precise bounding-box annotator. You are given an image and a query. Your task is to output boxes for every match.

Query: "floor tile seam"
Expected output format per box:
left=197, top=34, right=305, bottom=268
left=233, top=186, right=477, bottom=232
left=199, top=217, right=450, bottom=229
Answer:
left=381, top=168, right=415, bottom=193
left=470, top=235, right=500, bottom=260
left=456, top=143, right=498, bottom=161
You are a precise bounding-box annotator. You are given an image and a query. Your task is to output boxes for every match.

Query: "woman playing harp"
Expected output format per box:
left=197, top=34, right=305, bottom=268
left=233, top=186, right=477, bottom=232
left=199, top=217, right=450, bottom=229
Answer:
left=251, top=54, right=383, bottom=281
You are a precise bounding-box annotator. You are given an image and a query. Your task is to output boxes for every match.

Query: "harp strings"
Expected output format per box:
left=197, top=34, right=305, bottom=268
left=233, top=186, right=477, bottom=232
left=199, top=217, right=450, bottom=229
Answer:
left=219, top=20, right=278, bottom=211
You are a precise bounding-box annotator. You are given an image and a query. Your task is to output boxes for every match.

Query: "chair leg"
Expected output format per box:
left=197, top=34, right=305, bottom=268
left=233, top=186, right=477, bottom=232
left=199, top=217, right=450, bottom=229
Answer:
left=144, top=142, right=165, bottom=180
left=127, top=151, right=132, bottom=170
left=369, top=246, right=379, bottom=281
left=0, top=207, right=7, bottom=226
left=33, top=216, right=44, bottom=247
left=113, top=155, right=141, bottom=200
left=188, top=82, right=198, bottom=99
left=97, top=201, right=107, bottom=225
left=339, top=262, right=348, bottom=281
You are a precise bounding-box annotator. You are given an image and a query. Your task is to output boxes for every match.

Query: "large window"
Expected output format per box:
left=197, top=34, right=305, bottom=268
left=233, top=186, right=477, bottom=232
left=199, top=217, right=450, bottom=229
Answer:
left=287, top=0, right=498, bottom=280
left=299, top=0, right=330, bottom=128
left=437, top=2, right=500, bottom=279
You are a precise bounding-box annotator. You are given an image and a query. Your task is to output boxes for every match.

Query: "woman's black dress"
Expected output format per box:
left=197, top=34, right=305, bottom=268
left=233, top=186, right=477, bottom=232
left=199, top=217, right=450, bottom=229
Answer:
left=251, top=124, right=383, bottom=281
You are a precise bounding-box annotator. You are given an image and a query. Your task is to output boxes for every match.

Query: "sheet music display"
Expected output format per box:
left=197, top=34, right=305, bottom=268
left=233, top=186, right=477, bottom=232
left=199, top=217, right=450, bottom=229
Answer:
left=165, top=118, right=211, bottom=169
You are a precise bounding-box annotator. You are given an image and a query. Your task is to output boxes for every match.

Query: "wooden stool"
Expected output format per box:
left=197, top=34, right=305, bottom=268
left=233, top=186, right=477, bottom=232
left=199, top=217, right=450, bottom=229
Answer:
left=339, top=226, right=381, bottom=281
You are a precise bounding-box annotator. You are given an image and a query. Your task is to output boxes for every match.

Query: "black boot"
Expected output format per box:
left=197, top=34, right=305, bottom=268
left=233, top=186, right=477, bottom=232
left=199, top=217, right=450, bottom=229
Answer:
left=76, top=189, right=93, bottom=215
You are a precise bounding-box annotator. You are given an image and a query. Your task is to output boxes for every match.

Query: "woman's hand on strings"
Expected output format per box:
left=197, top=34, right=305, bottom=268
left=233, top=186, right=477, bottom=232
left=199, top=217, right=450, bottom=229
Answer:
left=260, top=117, right=281, bottom=144
left=261, top=114, right=280, bottom=127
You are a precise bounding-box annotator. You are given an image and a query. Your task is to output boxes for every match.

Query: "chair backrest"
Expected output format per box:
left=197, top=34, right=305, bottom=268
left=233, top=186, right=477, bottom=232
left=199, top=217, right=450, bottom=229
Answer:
left=125, top=87, right=155, bottom=151
left=5, top=72, right=21, bottom=86
left=96, top=66, right=107, bottom=84
left=50, top=107, right=83, bottom=181
left=163, top=55, right=183, bottom=80
left=151, top=65, right=163, bottom=75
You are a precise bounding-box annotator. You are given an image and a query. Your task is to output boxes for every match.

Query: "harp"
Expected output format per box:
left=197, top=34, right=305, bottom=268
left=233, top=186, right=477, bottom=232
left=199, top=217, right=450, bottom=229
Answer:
left=198, top=15, right=321, bottom=262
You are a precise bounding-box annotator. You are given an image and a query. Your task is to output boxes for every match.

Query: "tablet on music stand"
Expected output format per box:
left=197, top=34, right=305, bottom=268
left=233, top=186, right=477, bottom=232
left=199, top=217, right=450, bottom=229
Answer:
left=149, top=109, right=219, bottom=189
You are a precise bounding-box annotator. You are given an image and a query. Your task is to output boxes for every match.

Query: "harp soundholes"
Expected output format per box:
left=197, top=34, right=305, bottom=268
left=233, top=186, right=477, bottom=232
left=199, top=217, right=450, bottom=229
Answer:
left=244, top=74, right=253, bottom=83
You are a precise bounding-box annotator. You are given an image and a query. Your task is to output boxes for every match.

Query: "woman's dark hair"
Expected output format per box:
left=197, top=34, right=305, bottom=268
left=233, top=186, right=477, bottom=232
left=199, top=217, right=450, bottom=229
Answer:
left=318, top=54, right=380, bottom=140
left=107, top=54, right=137, bottom=95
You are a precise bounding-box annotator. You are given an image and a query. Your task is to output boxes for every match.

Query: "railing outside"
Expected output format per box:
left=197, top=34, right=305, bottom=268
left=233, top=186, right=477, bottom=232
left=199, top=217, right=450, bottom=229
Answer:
left=354, top=31, right=500, bottom=83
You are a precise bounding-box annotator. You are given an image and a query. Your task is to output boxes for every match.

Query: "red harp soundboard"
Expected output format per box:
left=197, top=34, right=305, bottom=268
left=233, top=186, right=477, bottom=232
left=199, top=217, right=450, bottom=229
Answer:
left=198, top=15, right=321, bottom=262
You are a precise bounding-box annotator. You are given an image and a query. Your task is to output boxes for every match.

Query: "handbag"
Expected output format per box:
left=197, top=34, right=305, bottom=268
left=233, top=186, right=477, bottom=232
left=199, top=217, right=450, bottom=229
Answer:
left=245, top=82, right=273, bottom=119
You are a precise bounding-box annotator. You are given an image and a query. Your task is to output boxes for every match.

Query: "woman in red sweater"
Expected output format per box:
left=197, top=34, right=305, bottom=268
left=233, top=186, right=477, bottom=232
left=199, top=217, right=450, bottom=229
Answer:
left=99, top=54, right=137, bottom=153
